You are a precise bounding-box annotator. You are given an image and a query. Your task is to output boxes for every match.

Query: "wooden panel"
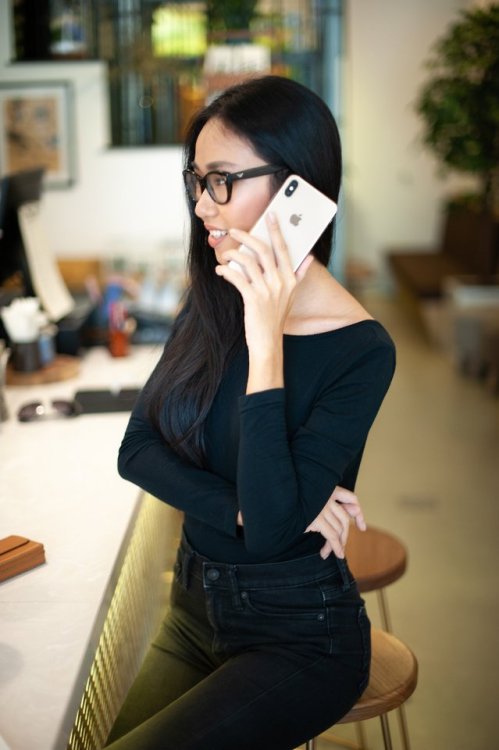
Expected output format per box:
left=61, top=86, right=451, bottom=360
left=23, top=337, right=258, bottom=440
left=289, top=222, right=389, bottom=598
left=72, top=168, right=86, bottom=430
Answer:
left=57, top=258, right=104, bottom=293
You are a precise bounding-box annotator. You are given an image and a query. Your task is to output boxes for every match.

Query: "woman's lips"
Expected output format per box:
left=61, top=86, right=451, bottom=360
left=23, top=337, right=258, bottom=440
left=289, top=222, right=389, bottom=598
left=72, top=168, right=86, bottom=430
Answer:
left=206, top=228, right=228, bottom=249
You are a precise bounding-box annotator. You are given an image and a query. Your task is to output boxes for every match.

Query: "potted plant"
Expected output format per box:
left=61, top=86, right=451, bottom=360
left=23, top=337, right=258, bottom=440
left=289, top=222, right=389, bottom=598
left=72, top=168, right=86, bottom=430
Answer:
left=203, top=0, right=270, bottom=104
left=206, top=0, right=259, bottom=42
left=415, top=4, right=499, bottom=214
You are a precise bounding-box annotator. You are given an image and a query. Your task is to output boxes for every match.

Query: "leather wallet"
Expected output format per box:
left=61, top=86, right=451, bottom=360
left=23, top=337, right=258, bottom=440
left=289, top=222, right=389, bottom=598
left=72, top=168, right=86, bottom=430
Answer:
left=0, top=535, right=46, bottom=582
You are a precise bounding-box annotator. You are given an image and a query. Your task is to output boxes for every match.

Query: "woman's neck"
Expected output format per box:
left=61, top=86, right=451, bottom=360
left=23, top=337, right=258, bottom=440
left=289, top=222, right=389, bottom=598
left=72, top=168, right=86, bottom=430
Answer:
left=285, top=258, right=373, bottom=335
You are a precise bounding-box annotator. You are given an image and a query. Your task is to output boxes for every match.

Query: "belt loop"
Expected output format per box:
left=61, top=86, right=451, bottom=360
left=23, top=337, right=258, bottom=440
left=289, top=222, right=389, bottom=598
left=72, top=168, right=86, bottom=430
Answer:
left=337, top=556, right=351, bottom=592
left=228, top=566, right=243, bottom=610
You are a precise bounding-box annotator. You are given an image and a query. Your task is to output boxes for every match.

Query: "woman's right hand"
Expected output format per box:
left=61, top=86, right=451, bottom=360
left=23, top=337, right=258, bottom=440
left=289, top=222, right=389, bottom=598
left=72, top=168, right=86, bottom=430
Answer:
left=305, top=486, right=366, bottom=559
left=214, top=214, right=313, bottom=394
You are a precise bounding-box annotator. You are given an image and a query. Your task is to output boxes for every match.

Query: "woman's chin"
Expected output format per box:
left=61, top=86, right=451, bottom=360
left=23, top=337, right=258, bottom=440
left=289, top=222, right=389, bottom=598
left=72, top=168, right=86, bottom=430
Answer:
left=215, top=245, right=236, bottom=265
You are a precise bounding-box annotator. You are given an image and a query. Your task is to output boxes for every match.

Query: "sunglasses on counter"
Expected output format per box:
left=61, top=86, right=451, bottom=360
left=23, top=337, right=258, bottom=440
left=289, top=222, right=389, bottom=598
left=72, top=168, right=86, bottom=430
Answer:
left=17, top=399, right=82, bottom=423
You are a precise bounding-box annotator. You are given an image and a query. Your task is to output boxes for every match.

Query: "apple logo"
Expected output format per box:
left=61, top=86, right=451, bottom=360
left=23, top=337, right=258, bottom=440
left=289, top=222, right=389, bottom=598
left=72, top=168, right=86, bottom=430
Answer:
left=290, top=213, right=302, bottom=226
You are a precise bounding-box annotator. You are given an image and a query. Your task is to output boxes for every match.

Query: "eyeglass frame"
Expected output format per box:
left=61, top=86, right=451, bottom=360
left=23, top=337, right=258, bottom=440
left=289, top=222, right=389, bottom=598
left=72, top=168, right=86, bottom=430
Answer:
left=182, top=164, right=287, bottom=205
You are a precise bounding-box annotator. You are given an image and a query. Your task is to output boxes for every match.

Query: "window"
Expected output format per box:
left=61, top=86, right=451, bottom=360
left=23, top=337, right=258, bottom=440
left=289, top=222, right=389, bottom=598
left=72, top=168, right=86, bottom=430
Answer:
left=12, top=0, right=342, bottom=146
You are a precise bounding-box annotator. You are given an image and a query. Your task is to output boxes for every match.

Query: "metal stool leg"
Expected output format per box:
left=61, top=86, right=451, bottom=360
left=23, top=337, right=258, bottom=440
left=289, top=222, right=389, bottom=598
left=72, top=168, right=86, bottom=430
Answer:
left=354, top=721, right=367, bottom=749
left=305, top=739, right=316, bottom=750
left=377, top=588, right=411, bottom=750
left=376, top=588, right=392, bottom=632
left=379, top=714, right=394, bottom=750
left=309, top=727, right=365, bottom=749
left=397, top=703, right=411, bottom=750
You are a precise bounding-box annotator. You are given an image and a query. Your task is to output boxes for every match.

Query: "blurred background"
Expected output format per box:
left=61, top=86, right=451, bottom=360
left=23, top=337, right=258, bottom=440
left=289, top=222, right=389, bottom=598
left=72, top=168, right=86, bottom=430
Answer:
left=0, top=1, right=498, bottom=749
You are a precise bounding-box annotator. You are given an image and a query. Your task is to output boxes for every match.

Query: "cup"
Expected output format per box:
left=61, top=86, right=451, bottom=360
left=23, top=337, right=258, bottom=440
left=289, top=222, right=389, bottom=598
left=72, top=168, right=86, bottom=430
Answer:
left=12, top=341, right=42, bottom=372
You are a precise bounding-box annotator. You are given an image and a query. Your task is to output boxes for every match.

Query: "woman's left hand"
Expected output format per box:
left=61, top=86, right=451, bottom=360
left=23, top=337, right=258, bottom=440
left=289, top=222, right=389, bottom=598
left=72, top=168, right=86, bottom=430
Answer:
left=305, top=486, right=367, bottom=560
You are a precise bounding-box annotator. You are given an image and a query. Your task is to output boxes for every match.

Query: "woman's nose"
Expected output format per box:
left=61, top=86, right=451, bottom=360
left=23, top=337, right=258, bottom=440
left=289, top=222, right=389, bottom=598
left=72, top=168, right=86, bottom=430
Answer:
left=194, top=189, right=218, bottom=220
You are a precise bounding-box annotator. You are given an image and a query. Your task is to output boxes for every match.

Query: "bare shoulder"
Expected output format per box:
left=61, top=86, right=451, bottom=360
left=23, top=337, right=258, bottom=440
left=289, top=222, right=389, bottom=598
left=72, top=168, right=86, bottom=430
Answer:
left=285, top=261, right=374, bottom=336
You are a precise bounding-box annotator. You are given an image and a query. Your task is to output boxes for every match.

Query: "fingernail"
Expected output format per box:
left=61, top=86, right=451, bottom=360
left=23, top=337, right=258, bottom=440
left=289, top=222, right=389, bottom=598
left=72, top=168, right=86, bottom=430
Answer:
left=267, top=211, right=276, bottom=224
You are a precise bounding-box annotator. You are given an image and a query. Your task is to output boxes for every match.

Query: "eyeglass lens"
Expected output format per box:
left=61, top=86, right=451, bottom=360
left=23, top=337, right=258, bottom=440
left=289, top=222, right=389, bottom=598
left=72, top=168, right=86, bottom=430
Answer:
left=184, top=171, right=228, bottom=204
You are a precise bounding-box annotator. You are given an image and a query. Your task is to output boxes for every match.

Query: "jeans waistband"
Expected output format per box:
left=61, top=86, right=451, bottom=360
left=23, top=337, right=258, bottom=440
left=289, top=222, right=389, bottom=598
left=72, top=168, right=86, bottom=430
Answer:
left=177, top=533, right=353, bottom=593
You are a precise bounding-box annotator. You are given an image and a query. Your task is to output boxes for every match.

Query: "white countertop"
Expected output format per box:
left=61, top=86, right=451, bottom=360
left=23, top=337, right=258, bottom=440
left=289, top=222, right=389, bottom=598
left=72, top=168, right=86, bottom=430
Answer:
left=0, top=345, right=163, bottom=750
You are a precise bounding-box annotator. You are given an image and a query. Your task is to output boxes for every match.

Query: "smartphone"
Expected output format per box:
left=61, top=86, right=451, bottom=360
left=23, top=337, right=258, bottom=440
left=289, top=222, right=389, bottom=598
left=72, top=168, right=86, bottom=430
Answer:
left=228, top=175, right=337, bottom=274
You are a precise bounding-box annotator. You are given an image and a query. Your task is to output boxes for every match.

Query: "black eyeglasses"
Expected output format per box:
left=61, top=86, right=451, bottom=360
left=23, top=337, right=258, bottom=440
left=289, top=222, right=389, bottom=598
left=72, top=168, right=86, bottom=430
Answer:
left=17, top=399, right=82, bottom=423
left=182, top=164, right=286, bottom=205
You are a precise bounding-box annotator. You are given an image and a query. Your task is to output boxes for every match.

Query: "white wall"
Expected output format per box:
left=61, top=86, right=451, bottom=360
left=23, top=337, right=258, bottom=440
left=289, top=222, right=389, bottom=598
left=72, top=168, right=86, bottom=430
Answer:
left=343, top=0, right=478, bottom=283
left=0, top=0, right=480, bottom=276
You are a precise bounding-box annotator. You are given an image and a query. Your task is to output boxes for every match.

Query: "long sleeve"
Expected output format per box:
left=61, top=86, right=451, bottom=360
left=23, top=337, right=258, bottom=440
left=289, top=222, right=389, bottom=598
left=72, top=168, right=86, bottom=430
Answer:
left=118, top=320, right=395, bottom=564
left=118, top=388, right=240, bottom=537
left=236, top=336, right=395, bottom=557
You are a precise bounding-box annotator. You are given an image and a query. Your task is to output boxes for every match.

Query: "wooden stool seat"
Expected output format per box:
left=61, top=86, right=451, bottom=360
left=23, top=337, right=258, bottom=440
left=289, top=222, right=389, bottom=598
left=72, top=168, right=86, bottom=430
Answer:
left=346, top=525, right=408, bottom=593
left=311, top=630, right=418, bottom=750
left=338, top=629, right=418, bottom=724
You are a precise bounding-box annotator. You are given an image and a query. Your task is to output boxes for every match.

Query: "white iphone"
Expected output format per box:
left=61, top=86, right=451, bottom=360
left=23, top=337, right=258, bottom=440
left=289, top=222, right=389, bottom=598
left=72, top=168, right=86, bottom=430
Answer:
left=228, top=174, right=337, bottom=274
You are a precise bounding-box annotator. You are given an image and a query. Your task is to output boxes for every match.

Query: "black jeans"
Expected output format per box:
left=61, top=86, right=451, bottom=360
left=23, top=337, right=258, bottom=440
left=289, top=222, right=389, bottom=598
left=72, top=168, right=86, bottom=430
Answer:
left=105, top=535, right=370, bottom=750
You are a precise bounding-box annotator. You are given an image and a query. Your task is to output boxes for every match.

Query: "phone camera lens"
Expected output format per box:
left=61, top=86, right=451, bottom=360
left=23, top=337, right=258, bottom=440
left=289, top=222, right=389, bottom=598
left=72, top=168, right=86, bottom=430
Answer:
left=285, top=179, right=298, bottom=197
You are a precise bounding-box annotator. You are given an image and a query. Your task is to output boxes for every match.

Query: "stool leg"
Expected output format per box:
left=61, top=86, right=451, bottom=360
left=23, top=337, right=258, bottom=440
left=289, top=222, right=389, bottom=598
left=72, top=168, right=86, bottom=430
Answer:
left=376, top=588, right=392, bottom=632
left=397, top=704, right=411, bottom=750
left=377, top=589, right=411, bottom=750
left=379, top=714, right=394, bottom=750
left=354, top=721, right=367, bottom=749
left=305, top=739, right=316, bottom=750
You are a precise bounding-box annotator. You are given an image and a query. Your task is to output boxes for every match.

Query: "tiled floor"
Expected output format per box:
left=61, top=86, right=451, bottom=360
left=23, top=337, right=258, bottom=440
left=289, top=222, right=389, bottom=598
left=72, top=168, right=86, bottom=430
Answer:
left=313, top=294, right=499, bottom=750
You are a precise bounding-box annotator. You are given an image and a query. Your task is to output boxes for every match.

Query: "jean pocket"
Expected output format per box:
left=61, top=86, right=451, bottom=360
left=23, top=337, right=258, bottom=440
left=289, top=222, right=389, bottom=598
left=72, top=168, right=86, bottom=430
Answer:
left=241, top=584, right=326, bottom=621
left=217, top=584, right=330, bottom=655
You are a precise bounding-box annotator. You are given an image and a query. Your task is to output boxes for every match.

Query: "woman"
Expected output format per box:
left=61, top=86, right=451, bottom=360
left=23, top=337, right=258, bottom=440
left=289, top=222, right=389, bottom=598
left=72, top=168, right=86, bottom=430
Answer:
left=106, top=75, right=395, bottom=750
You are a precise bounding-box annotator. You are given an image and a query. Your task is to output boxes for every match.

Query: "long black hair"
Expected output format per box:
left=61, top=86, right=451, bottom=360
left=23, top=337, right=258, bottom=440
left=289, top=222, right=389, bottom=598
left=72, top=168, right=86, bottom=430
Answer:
left=147, top=75, right=342, bottom=466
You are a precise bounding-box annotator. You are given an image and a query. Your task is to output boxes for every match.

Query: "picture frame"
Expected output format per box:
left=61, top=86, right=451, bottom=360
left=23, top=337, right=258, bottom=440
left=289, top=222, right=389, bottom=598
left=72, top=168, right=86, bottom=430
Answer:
left=0, top=81, right=75, bottom=189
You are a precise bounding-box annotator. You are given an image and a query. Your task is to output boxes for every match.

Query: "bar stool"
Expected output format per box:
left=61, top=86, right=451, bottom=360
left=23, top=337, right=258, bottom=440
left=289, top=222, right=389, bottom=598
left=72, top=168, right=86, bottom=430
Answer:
left=346, top=525, right=408, bottom=633
left=305, top=628, right=418, bottom=750
left=317, top=524, right=410, bottom=750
